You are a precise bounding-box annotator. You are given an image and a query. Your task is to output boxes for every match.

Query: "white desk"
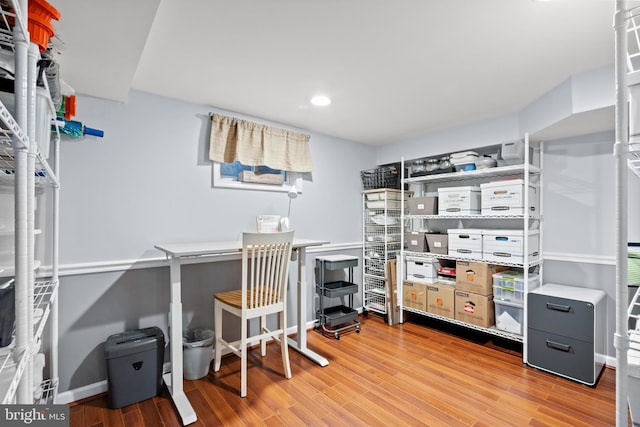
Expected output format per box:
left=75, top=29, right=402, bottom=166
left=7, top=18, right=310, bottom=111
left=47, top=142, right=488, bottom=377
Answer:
left=154, top=238, right=329, bottom=425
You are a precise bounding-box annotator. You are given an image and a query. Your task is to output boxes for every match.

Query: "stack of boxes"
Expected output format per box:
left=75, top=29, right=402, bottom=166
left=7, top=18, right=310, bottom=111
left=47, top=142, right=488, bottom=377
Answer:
left=403, top=177, right=540, bottom=333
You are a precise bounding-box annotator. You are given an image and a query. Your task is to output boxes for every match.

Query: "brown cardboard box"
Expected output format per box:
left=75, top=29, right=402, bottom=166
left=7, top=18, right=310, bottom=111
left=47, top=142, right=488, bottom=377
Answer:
left=403, top=280, right=427, bottom=312
left=454, top=290, right=495, bottom=328
left=455, top=261, right=508, bottom=296
left=427, top=282, right=456, bottom=319
left=426, top=233, right=448, bottom=255
left=386, top=259, right=399, bottom=325
left=405, top=231, right=427, bottom=252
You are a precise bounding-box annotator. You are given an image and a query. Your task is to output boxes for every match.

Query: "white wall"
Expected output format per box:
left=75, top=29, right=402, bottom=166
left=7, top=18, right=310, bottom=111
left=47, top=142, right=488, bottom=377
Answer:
left=51, top=89, right=374, bottom=394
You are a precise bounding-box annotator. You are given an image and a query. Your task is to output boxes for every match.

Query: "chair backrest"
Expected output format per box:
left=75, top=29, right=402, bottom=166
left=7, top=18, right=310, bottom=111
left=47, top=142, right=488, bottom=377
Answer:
left=241, top=231, right=295, bottom=310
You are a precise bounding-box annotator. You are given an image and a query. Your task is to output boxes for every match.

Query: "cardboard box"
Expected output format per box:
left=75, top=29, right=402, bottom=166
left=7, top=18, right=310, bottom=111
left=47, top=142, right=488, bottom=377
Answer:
left=408, top=196, right=438, bottom=215
left=403, top=280, right=427, bottom=312
left=386, top=259, right=399, bottom=325
left=455, top=261, right=508, bottom=296
left=406, top=231, right=427, bottom=252
left=426, top=233, right=448, bottom=254
left=427, top=282, right=455, bottom=319
left=239, top=170, right=284, bottom=185
left=455, top=290, right=495, bottom=328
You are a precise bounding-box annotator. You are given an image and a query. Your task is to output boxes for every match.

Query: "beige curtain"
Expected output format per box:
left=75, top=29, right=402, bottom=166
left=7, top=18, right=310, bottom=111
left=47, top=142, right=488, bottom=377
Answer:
left=209, top=113, right=313, bottom=173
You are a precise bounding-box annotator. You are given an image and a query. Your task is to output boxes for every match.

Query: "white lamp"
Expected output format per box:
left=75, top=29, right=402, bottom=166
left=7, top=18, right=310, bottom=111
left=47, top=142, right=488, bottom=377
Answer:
left=280, top=185, right=298, bottom=231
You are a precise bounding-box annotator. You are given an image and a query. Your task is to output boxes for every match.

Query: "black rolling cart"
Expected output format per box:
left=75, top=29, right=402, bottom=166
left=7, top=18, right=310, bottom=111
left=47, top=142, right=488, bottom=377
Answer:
left=315, top=255, right=360, bottom=339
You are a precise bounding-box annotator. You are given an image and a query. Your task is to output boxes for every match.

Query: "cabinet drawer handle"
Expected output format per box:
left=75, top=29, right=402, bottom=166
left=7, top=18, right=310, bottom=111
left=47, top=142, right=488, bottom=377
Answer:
left=546, top=339, right=572, bottom=352
left=546, top=302, right=571, bottom=312
left=456, top=249, right=472, bottom=254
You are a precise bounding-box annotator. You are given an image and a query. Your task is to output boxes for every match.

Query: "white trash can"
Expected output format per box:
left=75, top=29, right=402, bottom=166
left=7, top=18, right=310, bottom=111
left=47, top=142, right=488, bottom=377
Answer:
left=183, top=328, right=214, bottom=380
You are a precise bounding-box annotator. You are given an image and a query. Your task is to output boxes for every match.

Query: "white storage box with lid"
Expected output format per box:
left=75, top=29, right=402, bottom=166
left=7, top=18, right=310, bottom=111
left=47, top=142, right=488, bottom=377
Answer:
left=406, top=256, right=439, bottom=284
left=480, top=179, right=538, bottom=215
left=493, top=271, right=540, bottom=304
left=482, top=229, right=539, bottom=264
left=450, top=151, right=479, bottom=172
left=438, top=186, right=481, bottom=215
left=447, top=229, right=482, bottom=257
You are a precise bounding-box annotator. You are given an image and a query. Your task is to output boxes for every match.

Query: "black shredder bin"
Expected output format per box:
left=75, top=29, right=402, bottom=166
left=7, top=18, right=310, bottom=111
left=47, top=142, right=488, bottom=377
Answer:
left=0, top=281, right=15, bottom=347
left=104, top=327, right=164, bottom=409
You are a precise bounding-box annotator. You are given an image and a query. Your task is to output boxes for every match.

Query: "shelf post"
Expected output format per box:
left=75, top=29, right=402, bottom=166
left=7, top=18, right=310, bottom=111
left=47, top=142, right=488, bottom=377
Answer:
left=614, top=2, right=631, bottom=427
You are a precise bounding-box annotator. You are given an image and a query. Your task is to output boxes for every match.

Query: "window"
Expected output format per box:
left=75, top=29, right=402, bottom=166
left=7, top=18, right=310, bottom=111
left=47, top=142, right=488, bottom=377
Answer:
left=213, top=160, right=302, bottom=193
left=209, top=113, right=311, bottom=193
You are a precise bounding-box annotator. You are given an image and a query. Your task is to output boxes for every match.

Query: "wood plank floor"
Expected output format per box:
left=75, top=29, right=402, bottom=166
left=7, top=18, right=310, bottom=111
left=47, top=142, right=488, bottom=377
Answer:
left=70, top=313, right=626, bottom=426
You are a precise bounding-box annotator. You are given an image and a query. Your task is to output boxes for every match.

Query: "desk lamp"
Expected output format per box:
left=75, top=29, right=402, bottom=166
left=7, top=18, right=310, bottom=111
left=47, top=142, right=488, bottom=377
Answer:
left=280, top=185, right=298, bottom=232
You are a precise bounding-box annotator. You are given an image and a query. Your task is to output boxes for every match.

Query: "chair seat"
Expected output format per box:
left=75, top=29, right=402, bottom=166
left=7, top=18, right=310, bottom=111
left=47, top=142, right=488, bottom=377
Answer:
left=215, top=287, right=278, bottom=310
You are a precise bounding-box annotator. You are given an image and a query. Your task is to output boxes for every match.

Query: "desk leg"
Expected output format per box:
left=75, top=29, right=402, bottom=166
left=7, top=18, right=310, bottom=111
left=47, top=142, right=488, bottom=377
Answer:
left=287, top=247, right=329, bottom=366
left=165, top=257, right=197, bottom=425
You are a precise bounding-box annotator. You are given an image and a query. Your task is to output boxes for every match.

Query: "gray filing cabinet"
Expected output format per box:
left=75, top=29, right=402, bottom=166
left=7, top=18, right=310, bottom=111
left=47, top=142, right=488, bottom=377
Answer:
left=527, top=283, right=606, bottom=386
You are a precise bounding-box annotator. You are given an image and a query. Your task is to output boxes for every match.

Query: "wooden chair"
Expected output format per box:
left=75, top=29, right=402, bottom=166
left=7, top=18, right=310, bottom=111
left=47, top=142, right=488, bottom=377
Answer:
left=213, top=231, right=295, bottom=397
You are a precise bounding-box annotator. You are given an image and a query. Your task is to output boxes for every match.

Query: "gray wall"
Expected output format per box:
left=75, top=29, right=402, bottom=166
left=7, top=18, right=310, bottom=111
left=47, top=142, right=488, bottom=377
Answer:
left=53, top=90, right=374, bottom=394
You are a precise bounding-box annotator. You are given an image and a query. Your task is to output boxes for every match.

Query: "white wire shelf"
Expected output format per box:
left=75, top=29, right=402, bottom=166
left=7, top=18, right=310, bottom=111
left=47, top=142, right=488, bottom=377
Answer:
left=34, top=280, right=57, bottom=343
left=629, top=141, right=640, bottom=178
left=403, top=306, right=524, bottom=343
left=629, top=285, right=640, bottom=335
left=405, top=213, right=543, bottom=220
left=402, top=164, right=541, bottom=185
left=403, top=250, right=542, bottom=268
left=0, top=279, right=57, bottom=404
left=0, top=142, right=59, bottom=188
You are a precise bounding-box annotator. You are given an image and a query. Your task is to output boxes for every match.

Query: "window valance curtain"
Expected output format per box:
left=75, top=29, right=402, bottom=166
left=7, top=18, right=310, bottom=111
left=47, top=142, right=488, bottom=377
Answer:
left=209, top=113, right=313, bottom=173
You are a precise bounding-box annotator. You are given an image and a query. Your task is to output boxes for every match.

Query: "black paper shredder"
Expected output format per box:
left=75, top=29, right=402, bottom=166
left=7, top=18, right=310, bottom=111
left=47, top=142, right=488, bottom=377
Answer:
left=104, top=327, right=165, bottom=408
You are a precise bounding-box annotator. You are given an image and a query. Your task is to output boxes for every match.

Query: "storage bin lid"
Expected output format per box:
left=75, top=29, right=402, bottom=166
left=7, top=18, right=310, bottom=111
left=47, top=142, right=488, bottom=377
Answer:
left=449, top=151, right=479, bottom=160
left=447, top=228, right=483, bottom=234
left=482, top=229, right=539, bottom=236
left=493, top=299, right=524, bottom=309
left=105, top=327, right=164, bottom=359
left=480, top=178, right=524, bottom=188
left=438, top=186, right=480, bottom=192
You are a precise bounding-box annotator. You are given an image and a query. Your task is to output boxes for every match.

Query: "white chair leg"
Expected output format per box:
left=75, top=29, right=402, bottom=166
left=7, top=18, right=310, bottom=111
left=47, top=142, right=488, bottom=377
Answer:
left=280, top=311, right=292, bottom=379
left=213, top=300, right=222, bottom=372
left=240, top=318, right=248, bottom=397
left=260, top=315, right=267, bottom=356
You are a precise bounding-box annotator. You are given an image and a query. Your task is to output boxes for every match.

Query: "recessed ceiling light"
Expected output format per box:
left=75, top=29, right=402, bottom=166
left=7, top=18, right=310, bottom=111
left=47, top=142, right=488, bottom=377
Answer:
left=310, top=95, right=331, bottom=106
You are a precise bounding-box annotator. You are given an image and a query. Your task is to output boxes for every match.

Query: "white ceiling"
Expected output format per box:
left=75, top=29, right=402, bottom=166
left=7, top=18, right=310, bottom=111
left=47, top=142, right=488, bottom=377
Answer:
left=48, top=0, right=619, bottom=146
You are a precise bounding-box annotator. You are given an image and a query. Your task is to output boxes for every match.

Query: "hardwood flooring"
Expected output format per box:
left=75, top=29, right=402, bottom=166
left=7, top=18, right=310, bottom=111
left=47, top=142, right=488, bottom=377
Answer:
left=70, top=313, right=625, bottom=426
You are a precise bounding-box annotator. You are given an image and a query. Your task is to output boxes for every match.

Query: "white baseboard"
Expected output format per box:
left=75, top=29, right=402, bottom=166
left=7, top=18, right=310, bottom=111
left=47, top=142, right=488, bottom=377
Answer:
left=56, top=380, right=108, bottom=405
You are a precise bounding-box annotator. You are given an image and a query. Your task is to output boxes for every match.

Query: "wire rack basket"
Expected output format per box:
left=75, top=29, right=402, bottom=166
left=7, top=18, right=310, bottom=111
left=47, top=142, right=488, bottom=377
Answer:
left=360, top=164, right=401, bottom=190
